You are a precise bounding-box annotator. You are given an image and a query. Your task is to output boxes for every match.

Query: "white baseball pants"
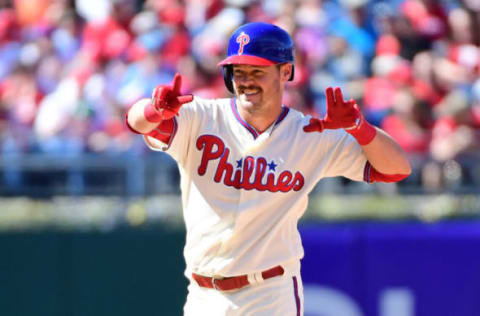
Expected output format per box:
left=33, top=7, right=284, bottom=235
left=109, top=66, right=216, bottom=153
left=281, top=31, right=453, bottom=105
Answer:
left=183, top=270, right=304, bottom=316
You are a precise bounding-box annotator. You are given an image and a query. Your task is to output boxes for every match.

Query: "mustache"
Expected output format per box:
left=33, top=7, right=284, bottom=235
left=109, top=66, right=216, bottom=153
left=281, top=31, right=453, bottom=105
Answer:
left=237, top=85, right=262, bottom=93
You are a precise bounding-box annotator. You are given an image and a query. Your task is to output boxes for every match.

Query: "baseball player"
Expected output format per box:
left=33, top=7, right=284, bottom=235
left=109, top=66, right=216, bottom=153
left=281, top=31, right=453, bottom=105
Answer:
left=127, top=22, right=411, bottom=316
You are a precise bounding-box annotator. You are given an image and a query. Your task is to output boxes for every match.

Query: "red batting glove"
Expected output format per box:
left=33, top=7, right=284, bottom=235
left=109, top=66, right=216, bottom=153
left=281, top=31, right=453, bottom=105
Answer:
left=144, top=73, right=194, bottom=122
left=303, top=87, right=377, bottom=145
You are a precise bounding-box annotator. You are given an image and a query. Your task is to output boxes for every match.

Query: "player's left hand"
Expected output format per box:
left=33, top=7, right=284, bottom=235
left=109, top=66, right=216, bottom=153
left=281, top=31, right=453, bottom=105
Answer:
left=303, top=87, right=361, bottom=132
left=304, top=86, right=377, bottom=145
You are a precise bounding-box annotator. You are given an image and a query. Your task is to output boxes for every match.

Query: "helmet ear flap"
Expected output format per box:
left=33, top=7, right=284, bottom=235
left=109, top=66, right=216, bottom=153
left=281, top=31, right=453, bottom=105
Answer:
left=222, top=65, right=234, bottom=94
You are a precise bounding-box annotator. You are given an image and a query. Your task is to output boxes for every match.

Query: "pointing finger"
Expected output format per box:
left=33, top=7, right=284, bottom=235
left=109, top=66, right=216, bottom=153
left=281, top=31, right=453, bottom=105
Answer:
left=334, top=87, right=345, bottom=107
left=325, top=87, right=335, bottom=109
left=172, top=73, right=182, bottom=95
left=177, top=94, right=194, bottom=104
left=303, top=118, right=324, bottom=133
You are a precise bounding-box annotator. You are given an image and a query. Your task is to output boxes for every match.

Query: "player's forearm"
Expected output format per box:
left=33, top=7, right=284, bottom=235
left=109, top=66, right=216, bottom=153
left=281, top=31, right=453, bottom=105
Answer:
left=127, top=98, right=160, bottom=134
left=361, top=128, right=411, bottom=175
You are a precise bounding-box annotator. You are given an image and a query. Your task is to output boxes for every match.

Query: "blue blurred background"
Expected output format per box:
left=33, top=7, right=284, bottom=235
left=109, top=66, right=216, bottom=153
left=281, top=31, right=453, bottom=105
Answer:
left=0, top=0, right=479, bottom=315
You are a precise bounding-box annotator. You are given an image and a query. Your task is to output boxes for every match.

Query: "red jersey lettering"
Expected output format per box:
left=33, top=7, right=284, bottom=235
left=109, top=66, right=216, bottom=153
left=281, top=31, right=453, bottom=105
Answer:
left=196, top=135, right=304, bottom=193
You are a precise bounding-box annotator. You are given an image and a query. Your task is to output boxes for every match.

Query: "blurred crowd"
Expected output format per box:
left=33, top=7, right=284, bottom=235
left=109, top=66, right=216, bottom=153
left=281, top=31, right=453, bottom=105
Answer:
left=1, top=0, right=480, bottom=192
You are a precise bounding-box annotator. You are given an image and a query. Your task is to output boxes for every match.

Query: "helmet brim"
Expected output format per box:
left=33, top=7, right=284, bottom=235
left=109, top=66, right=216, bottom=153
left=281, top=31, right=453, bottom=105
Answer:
left=217, top=55, right=277, bottom=67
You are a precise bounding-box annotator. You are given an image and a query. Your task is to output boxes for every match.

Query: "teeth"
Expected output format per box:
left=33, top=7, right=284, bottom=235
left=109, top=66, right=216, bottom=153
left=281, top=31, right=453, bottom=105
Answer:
left=244, top=89, right=259, bottom=94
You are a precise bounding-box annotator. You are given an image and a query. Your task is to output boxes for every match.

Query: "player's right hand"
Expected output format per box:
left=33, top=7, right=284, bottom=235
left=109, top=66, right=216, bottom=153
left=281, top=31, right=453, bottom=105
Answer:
left=151, top=73, right=193, bottom=120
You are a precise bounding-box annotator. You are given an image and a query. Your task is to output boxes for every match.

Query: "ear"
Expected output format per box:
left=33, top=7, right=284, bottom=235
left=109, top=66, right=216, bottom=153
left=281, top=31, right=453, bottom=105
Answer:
left=280, top=64, right=293, bottom=81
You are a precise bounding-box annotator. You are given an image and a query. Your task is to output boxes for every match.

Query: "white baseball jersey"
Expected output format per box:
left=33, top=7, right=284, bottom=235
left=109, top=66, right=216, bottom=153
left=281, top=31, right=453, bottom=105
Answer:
left=144, top=96, right=367, bottom=278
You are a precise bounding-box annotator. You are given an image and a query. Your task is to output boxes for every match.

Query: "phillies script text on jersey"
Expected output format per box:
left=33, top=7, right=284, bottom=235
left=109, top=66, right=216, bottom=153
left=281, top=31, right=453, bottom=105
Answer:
left=196, top=135, right=304, bottom=192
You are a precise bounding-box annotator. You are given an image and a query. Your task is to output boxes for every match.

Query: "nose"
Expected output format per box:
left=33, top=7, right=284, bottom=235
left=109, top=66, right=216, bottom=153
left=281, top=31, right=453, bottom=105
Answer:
left=236, top=72, right=247, bottom=81
left=237, top=74, right=256, bottom=87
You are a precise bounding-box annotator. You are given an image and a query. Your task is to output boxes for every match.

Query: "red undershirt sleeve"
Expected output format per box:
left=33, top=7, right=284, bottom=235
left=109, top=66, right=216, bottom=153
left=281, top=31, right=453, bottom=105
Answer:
left=145, top=118, right=176, bottom=144
left=363, top=161, right=409, bottom=183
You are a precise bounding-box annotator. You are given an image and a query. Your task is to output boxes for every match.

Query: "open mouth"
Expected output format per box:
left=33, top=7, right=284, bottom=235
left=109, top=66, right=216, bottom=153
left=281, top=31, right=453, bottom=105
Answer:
left=240, top=88, right=261, bottom=97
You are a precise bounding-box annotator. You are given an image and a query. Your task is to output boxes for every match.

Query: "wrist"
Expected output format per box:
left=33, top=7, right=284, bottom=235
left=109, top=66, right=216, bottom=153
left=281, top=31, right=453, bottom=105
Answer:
left=144, top=101, right=164, bottom=122
left=345, top=117, right=376, bottom=145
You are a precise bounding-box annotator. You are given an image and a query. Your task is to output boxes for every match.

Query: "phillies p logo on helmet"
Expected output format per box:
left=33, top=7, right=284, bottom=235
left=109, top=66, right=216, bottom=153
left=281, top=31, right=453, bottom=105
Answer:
left=236, top=32, right=250, bottom=55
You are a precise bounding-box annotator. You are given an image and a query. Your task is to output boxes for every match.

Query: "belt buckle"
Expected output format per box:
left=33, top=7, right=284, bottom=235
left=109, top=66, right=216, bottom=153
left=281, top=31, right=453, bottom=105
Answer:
left=211, top=277, right=221, bottom=291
